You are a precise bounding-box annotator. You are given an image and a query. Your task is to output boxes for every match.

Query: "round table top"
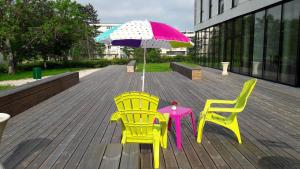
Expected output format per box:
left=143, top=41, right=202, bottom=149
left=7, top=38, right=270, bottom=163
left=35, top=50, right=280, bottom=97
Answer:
left=158, top=106, right=192, bottom=117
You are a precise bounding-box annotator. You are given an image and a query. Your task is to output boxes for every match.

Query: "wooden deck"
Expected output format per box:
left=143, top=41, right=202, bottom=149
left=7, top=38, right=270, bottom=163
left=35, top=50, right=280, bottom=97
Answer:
left=1, top=65, right=300, bottom=169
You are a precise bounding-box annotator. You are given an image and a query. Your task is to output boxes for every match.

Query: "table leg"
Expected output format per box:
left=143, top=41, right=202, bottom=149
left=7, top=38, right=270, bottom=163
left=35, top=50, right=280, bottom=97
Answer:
left=175, top=117, right=182, bottom=151
left=168, top=117, right=172, bottom=131
left=190, top=111, right=197, bottom=137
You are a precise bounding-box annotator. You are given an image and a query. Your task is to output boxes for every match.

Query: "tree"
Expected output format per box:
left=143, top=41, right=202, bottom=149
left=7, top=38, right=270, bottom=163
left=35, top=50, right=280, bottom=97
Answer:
left=132, top=48, right=161, bottom=63
left=0, top=0, right=42, bottom=74
left=79, top=3, right=100, bottom=59
left=0, top=0, right=101, bottom=72
left=95, top=43, right=105, bottom=58
left=122, top=47, right=133, bottom=58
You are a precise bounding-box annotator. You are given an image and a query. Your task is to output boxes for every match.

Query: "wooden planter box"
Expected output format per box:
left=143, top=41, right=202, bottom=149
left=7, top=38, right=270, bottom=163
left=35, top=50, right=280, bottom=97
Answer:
left=0, top=72, right=79, bottom=116
left=127, top=60, right=136, bottom=73
left=170, top=62, right=202, bottom=80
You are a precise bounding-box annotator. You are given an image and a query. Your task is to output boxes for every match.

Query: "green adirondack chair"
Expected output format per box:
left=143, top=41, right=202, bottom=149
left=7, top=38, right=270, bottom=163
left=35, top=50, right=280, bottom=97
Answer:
left=111, top=91, right=169, bottom=169
left=197, top=79, right=257, bottom=144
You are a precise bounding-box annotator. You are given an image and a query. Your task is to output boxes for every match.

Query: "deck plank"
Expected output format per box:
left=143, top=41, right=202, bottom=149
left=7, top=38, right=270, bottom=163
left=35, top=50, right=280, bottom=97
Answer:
left=0, top=65, right=299, bottom=169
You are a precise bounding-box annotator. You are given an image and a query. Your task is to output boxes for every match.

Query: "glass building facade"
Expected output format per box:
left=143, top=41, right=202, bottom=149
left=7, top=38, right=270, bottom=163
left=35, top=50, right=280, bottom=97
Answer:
left=195, top=0, right=300, bottom=86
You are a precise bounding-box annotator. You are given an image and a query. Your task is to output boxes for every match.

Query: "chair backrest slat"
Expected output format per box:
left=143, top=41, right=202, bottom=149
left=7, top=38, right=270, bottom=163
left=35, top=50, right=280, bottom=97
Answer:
left=234, top=79, right=257, bottom=111
left=114, top=92, right=163, bottom=137
left=114, top=91, right=159, bottom=111
left=119, top=110, right=164, bottom=136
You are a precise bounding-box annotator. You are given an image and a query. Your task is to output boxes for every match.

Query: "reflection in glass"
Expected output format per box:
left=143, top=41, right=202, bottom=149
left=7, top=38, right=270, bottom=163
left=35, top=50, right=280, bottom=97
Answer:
left=219, top=0, right=224, bottom=14
left=213, top=26, right=220, bottom=69
left=280, top=0, right=300, bottom=85
left=264, top=6, right=281, bottom=81
left=200, top=30, right=209, bottom=66
left=219, top=23, right=225, bottom=69
left=232, top=18, right=242, bottom=73
left=232, top=0, right=239, bottom=8
left=225, top=21, right=233, bottom=64
left=252, top=11, right=265, bottom=77
left=207, top=27, right=214, bottom=67
left=241, top=15, right=252, bottom=75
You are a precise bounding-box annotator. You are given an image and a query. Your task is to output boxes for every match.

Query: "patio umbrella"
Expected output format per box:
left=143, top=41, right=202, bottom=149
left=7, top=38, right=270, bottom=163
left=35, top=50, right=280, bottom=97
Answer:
left=95, top=20, right=193, bottom=91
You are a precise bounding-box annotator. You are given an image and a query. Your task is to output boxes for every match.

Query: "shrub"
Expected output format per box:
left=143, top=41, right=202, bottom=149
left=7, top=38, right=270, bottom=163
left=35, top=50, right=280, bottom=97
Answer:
left=16, top=59, right=129, bottom=71
left=111, top=58, right=130, bottom=65
left=16, top=62, right=44, bottom=71
left=0, top=64, right=8, bottom=73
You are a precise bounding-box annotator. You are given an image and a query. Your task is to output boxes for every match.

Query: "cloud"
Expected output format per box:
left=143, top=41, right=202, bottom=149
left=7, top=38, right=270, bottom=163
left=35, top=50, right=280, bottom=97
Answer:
left=76, top=0, right=194, bottom=31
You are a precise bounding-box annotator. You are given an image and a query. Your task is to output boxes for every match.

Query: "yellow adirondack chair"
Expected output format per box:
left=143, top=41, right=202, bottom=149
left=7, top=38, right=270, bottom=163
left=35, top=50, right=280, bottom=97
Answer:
left=197, top=79, right=257, bottom=144
left=111, top=91, right=169, bottom=169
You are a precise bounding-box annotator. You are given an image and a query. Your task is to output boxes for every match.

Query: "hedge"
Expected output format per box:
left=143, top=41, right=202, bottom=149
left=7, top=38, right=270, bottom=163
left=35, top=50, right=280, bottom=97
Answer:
left=137, top=55, right=194, bottom=63
left=0, top=58, right=129, bottom=73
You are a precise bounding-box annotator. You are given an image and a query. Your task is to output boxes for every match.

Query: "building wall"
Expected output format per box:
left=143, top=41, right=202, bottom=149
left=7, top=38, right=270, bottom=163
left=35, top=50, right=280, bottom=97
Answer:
left=195, top=0, right=282, bottom=31
left=94, top=23, right=127, bottom=59
left=194, top=0, right=300, bottom=87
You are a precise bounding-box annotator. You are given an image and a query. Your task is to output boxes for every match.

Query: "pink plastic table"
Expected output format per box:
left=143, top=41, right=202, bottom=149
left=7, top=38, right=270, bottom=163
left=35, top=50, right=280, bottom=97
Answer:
left=158, top=106, right=197, bottom=151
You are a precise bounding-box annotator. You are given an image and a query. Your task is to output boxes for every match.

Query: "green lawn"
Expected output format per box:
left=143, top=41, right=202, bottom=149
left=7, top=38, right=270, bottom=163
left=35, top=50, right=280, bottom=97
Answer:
left=0, top=85, right=15, bottom=91
left=136, top=63, right=171, bottom=72
left=136, top=62, right=200, bottom=72
left=178, top=62, right=200, bottom=68
left=0, top=68, right=85, bottom=81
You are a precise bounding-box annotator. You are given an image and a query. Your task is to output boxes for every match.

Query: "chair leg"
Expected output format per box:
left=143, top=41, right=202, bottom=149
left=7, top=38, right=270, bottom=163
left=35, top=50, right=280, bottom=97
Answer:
left=231, top=119, right=242, bottom=144
left=197, top=117, right=206, bottom=143
left=121, top=132, right=126, bottom=144
left=153, top=140, right=160, bottom=168
left=161, top=119, right=169, bottom=149
left=161, top=128, right=168, bottom=149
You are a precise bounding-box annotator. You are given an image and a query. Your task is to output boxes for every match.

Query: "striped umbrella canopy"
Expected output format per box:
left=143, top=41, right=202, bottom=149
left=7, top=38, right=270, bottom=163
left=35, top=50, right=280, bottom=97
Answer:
left=95, top=20, right=193, bottom=91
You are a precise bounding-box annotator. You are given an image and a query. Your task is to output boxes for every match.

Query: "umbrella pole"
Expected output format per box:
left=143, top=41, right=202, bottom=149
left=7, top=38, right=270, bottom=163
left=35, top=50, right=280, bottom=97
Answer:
left=142, top=47, right=146, bottom=92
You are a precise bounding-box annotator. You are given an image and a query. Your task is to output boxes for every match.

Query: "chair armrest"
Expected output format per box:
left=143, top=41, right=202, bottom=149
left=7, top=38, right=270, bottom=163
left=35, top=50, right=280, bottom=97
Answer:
left=207, top=99, right=237, bottom=105
left=111, top=112, right=121, bottom=122
left=208, top=107, right=241, bottom=113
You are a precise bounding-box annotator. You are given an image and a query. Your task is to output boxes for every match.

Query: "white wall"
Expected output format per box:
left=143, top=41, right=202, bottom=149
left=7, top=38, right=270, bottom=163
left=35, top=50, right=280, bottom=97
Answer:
left=194, top=0, right=283, bottom=31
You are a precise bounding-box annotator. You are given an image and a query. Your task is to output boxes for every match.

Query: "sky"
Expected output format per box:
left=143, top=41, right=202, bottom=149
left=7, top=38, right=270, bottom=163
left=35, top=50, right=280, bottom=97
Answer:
left=76, top=0, right=194, bottom=31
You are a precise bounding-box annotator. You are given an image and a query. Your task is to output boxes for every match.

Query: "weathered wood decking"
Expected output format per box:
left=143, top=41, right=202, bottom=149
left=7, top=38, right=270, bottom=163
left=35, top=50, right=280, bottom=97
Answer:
left=0, top=65, right=300, bottom=169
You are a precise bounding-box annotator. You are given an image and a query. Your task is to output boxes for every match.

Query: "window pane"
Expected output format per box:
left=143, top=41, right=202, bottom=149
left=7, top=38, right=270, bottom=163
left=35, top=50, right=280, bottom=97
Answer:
left=199, top=31, right=203, bottom=65
left=201, top=29, right=209, bottom=66
left=280, top=0, right=300, bottom=85
left=207, top=27, right=214, bottom=67
left=264, top=5, right=281, bottom=81
left=233, top=0, right=239, bottom=7
left=241, top=15, right=252, bottom=75
left=209, top=0, right=212, bottom=18
left=232, top=18, right=242, bottom=73
left=213, top=26, right=220, bottom=68
left=225, top=21, right=233, bottom=64
left=219, top=0, right=224, bottom=14
left=200, top=0, right=203, bottom=22
left=219, top=23, right=226, bottom=69
left=252, top=11, right=265, bottom=77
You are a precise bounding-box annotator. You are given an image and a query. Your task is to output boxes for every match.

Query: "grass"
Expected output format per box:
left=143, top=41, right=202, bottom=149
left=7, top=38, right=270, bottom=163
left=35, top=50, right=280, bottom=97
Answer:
left=0, top=85, right=15, bottom=91
left=136, top=62, right=200, bottom=72
left=136, top=63, right=171, bottom=72
left=0, top=68, right=85, bottom=81
left=178, top=62, right=200, bottom=68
